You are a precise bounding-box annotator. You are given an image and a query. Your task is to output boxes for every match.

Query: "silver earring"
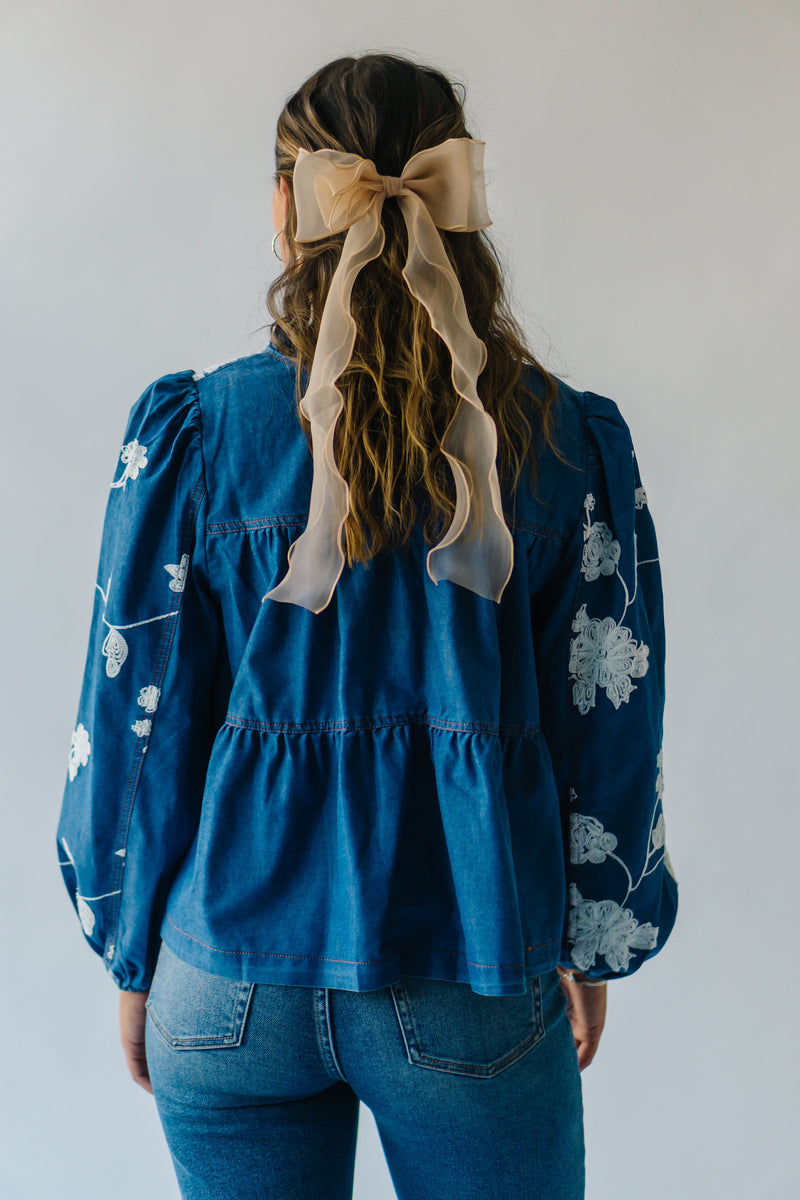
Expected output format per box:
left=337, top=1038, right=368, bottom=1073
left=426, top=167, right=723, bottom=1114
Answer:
left=272, top=228, right=285, bottom=261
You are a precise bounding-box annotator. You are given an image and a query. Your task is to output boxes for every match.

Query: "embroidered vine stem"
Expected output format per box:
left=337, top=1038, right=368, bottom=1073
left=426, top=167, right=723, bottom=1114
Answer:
left=606, top=792, right=666, bottom=905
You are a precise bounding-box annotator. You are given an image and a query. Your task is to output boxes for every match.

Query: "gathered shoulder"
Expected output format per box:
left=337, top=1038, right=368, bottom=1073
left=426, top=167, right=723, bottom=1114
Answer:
left=583, top=389, right=636, bottom=453
left=124, top=347, right=277, bottom=454
left=121, top=369, right=201, bottom=448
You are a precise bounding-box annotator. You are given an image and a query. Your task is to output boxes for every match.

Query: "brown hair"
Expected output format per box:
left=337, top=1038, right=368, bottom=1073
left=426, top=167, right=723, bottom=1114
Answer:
left=262, top=51, right=572, bottom=569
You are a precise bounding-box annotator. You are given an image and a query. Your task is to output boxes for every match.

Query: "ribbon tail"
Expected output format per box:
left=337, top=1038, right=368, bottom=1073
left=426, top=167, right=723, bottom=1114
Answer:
left=397, top=194, right=514, bottom=603
left=262, top=203, right=386, bottom=612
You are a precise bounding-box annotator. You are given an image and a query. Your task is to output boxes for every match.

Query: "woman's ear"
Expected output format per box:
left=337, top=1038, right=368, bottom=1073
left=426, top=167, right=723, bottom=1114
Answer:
left=280, top=175, right=292, bottom=217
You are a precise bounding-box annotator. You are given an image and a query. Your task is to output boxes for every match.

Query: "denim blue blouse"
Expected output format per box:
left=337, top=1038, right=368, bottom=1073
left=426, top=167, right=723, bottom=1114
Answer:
left=56, top=341, right=679, bottom=996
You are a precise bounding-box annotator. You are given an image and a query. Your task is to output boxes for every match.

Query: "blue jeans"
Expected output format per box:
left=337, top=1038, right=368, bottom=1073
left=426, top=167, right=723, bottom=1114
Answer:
left=145, top=940, right=585, bottom=1199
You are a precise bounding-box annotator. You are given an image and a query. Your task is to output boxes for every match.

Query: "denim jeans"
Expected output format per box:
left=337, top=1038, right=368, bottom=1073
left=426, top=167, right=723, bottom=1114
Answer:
left=144, top=940, right=585, bottom=1199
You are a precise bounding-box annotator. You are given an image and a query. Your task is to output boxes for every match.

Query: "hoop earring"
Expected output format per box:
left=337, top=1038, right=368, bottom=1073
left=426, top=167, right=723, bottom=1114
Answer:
left=272, top=228, right=285, bottom=261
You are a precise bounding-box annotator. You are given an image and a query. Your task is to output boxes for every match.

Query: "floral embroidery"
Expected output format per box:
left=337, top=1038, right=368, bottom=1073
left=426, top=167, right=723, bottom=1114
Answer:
left=569, top=491, right=650, bottom=713
left=651, top=814, right=665, bottom=849
left=164, top=553, right=189, bottom=592
left=581, top=496, right=621, bottom=581
left=570, top=813, right=618, bottom=864
left=566, top=744, right=676, bottom=973
left=581, top=521, right=620, bottom=580
left=567, top=883, right=658, bottom=972
left=95, top=573, right=177, bottom=680
left=68, top=724, right=91, bottom=781
left=651, top=749, right=677, bottom=879
left=635, top=486, right=648, bottom=509
left=77, top=896, right=97, bottom=936
left=58, top=837, right=121, bottom=938
left=131, top=718, right=152, bottom=737
left=569, top=605, right=649, bottom=713
left=137, top=685, right=161, bottom=713
left=110, top=438, right=148, bottom=489
left=101, top=627, right=129, bottom=677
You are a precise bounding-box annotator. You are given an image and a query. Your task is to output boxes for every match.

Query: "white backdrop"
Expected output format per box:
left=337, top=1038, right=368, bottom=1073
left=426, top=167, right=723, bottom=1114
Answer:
left=2, top=1, right=797, bottom=1197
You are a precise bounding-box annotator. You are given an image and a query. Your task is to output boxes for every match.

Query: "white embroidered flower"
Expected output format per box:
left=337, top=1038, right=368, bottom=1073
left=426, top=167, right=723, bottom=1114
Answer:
left=77, top=895, right=96, bottom=937
left=581, top=521, right=621, bottom=581
left=567, top=882, right=659, bottom=972
left=583, top=493, right=596, bottom=513
left=164, top=553, right=189, bottom=592
left=137, top=685, right=161, bottom=713
left=68, top=724, right=91, bottom=781
left=635, top=486, right=648, bottom=509
left=569, top=604, right=649, bottom=714
left=131, top=718, right=152, bottom=737
left=101, top=627, right=129, bottom=677
left=655, top=747, right=664, bottom=801
left=110, top=438, right=148, bottom=489
left=570, top=813, right=618, bottom=864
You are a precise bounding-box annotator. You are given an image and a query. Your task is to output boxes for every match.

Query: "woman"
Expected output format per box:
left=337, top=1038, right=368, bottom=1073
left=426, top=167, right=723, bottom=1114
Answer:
left=58, top=51, right=678, bottom=1200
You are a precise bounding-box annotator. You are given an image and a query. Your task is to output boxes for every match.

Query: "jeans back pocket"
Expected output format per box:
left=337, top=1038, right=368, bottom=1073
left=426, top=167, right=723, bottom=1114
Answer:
left=390, top=974, right=545, bottom=1077
left=145, top=941, right=255, bottom=1050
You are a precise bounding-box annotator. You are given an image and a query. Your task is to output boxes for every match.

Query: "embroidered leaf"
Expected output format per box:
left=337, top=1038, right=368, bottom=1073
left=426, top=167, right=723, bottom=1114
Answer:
left=663, top=845, right=678, bottom=881
left=102, top=627, right=129, bottom=677
left=651, top=814, right=666, bottom=850
left=77, top=895, right=96, bottom=937
left=164, top=553, right=189, bottom=593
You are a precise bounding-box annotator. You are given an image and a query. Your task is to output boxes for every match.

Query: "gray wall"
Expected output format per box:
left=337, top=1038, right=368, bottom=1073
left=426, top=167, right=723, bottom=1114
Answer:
left=2, top=1, right=797, bottom=1196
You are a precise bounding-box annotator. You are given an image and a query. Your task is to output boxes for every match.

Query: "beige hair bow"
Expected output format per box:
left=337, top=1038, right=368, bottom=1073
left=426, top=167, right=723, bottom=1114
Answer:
left=262, top=136, right=514, bottom=613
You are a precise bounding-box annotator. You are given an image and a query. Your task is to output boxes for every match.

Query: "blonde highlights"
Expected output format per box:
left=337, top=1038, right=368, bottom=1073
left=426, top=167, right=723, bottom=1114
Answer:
left=263, top=53, right=571, bottom=568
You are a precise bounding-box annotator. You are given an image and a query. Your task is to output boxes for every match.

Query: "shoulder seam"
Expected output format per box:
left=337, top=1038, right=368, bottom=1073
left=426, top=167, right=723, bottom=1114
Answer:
left=191, top=348, right=265, bottom=381
left=191, top=355, right=242, bottom=381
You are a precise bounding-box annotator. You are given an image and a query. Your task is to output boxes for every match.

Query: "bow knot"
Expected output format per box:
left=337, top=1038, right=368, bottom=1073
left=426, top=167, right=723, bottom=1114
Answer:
left=263, top=137, right=514, bottom=614
left=380, top=174, right=405, bottom=198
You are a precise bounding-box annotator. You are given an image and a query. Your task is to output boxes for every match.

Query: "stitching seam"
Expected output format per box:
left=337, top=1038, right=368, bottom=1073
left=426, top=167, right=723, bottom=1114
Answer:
left=165, top=915, right=561, bottom=967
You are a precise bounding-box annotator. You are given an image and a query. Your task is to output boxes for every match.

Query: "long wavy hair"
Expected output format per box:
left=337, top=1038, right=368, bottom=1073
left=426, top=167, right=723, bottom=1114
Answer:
left=263, top=52, right=573, bottom=569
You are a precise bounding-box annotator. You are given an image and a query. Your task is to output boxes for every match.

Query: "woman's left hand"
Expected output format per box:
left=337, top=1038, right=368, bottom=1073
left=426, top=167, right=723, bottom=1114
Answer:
left=119, top=989, right=153, bottom=1094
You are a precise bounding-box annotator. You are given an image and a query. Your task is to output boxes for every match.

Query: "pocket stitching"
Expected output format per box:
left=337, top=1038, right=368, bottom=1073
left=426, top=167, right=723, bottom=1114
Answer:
left=146, top=978, right=256, bottom=1050
left=390, top=976, right=545, bottom=1077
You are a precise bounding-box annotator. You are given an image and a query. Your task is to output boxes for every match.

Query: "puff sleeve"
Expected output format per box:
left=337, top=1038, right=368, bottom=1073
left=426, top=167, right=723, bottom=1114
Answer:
left=532, top=390, right=679, bottom=982
left=56, top=372, right=229, bottom=992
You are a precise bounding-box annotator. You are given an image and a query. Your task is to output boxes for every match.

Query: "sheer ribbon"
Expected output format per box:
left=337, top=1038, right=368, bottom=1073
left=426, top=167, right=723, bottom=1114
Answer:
left=262, top=137, right=514, bottom=613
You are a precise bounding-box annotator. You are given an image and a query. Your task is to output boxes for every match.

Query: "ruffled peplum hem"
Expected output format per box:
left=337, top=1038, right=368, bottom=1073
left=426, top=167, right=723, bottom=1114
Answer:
left=161, top=718, right=567, bottom=996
